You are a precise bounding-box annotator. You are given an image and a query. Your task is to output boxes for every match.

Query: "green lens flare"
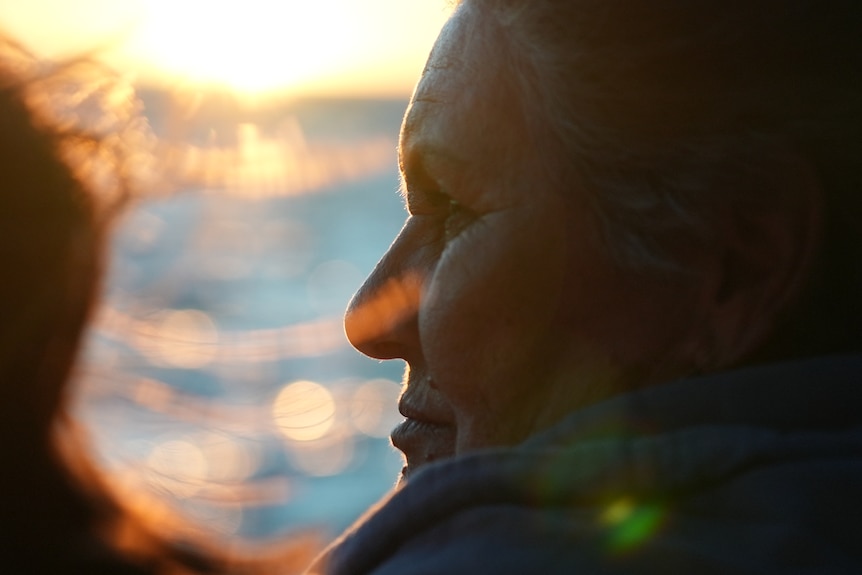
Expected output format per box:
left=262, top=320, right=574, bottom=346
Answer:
left=600, top=498, right=665, bottom=553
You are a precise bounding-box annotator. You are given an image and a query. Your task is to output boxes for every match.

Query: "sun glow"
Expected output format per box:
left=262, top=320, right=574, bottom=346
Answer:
left=129, top=1, right=360, bottom=94
left=0, top=0, right=452, bottom=96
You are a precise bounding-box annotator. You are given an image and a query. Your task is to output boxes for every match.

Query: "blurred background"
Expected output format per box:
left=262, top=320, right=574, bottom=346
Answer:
left=2, top=0, right=451, bottom=548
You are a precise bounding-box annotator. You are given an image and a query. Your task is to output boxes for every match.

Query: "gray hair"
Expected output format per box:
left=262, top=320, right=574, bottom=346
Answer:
left=462, top=0, right=862, bottom=271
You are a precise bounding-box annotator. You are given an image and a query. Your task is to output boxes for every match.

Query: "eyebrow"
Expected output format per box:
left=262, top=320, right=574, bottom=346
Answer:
left=398, top=142, right=467, bottom=203
left=397, top=146, right=430, bottom=204
left=401, top=95, right=443, bottom=138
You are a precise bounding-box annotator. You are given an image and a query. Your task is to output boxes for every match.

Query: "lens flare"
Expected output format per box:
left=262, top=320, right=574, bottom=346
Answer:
left=600, top=497, right=666, bottom=553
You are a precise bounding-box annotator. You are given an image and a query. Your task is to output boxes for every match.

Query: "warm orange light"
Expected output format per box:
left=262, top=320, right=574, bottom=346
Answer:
left=344, top=273, right=422, bottom=348
left=0, top=0, right=453, bottom=97
left=128, top=0, right=361, bottom=94
left=273, top=380, right=336, bottom=441
left=160, top=122, right=395, bottom=197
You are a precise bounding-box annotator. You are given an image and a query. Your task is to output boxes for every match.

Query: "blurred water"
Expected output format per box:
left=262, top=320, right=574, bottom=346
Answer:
left=73, top=94, right=412, bottom=541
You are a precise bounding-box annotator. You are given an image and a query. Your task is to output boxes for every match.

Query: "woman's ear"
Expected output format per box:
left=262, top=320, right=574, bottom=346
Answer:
left=699, top=160, right=823, bottom=369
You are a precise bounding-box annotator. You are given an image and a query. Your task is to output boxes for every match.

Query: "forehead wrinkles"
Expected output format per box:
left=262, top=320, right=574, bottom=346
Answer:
left=402, top=6, right=482, bottom=139
left=401, top=5, right=533, bottom=189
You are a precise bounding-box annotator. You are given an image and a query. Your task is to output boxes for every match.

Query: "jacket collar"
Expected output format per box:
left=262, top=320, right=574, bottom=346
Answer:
left=524, top=354, right=862, bottom=449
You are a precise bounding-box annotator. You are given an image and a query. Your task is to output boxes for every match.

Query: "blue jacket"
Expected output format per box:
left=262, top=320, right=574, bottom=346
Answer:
left=310, top=356, right=862, bottom=574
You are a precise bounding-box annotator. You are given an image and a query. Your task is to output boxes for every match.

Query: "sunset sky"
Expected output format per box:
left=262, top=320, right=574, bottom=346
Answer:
left=0, top=0, right=452, bottom=97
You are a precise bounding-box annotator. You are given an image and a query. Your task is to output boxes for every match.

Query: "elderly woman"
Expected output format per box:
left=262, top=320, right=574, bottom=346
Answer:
left=310, top=0, right=862, bottom=573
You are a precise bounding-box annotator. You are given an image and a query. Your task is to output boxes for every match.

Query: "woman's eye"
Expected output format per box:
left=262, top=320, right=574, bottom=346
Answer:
left=410, top=186, right=477, bottom=240
left=443, top=198, right=476, bottom=241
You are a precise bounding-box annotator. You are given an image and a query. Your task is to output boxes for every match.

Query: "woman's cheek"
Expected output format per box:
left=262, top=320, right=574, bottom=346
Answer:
left=418, top=226, right=498, bottom=373
left=420, top=213, right=562, bottom=386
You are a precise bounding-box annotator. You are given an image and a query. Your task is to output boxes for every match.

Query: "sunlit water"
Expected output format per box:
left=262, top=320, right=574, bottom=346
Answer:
left=72, top=95, right=411, bottom=541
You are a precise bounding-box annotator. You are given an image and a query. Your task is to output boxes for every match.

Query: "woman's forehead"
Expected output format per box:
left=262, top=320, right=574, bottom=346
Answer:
left=400, top=8, right=527, bottom=180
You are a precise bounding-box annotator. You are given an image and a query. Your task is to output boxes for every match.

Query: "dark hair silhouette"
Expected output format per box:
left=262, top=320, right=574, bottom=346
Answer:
left=0, top=36, right=316, bottom=575
left=0, top=34, right=184, bottom=574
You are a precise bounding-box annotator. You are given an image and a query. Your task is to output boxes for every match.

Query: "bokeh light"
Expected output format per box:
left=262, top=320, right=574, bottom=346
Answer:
left=195, top=432, right=261, bottom=483
left=146, top=439, right=208, bottom=498
left=64, top=67, right=415, bottom=542
left=273, top=380, right=336, bottom=442
left=150, top=309, right=219, bottom=368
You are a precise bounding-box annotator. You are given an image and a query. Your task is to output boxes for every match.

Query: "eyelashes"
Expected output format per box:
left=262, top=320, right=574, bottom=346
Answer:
left=417, top=186, right=477, bottom=241
left=442, top=198, right=477, bottom=241
left=401, top=175, right=477, bottom=242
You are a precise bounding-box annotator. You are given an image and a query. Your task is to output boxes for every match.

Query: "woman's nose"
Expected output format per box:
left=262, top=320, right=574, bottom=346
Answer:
left=344, top=260, right=423, bottom=361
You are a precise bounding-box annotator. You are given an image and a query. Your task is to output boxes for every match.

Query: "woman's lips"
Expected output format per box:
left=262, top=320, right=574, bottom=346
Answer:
left=390, top=417, right=456, bottom=476
left=393, top=378, right=457, bottom=476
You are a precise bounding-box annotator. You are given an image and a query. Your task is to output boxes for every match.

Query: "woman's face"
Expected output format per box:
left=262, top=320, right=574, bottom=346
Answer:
left=344, top=4, right=705, bottom=478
